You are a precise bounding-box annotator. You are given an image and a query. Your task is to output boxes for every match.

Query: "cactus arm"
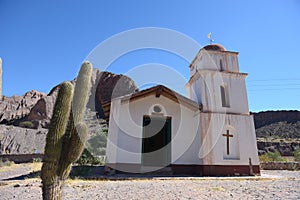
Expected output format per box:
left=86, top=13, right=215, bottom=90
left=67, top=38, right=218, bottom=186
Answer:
left=58, top=61, right=92, bottom=179
left=72, top=61, right=93, bottom=124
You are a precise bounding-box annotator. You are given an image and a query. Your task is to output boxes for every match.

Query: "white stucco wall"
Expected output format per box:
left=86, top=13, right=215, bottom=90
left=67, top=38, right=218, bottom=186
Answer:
left=190, top=50, right=239, bottom=76
left=187, top=71, right=250, bottom=115
left=200, top=113, right=259, bottom=166
left=106, top=94, right=202, bottom=166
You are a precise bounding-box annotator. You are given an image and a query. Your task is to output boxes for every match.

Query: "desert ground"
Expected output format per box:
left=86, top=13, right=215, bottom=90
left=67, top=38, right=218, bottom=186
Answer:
left=0, top=163, right=299, bottom=200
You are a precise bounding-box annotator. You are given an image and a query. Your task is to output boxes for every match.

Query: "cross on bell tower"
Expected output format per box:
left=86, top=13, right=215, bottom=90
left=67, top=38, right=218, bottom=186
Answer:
left=207, top=32, right=214, bottom=44
left=222, top=130, right=233, bottom=155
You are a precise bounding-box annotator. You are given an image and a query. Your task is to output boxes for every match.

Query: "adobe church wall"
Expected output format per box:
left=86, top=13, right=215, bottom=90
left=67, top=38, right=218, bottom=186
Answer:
left=106, top=94, right=202, bottom=166
left=200, top=113, right=259, bottom=166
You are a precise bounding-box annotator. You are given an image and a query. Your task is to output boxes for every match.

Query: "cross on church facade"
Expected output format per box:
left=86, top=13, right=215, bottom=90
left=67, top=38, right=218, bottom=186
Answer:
left=222, top=130, right=233, bottom=155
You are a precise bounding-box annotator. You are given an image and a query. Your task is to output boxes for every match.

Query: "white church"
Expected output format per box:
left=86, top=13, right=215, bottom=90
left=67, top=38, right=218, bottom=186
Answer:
left=104, top=44, right=260, bottom=176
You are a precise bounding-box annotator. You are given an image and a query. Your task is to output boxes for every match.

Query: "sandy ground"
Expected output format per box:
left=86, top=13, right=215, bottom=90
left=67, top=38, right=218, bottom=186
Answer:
left=0, top=163, right=300, bottom=200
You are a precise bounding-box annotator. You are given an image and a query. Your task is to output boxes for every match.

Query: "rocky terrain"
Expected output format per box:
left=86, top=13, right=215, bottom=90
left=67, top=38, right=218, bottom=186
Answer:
left=0, top=126, right=47, bottom=154
left=20, top=69, right=137, bottom=129
left=0, top=90, right=46, bottom=125
left=257, top=138, right=300, bottom=156
left=253, top=110, right=300, bottom=129
left=0, top=69, right=137, bottom=155
left=253, top=110, right=300, bottom=155
left=254, top=110, right=300, bottom=138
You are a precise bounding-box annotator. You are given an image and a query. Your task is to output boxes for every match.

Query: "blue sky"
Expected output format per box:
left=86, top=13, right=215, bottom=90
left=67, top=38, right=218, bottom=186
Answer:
left=0, top=0, right=299, bottom=112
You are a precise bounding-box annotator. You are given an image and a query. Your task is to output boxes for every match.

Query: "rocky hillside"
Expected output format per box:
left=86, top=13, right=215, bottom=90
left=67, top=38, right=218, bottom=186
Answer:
left=0, top=125, right=47, bottom=154
left=0, top=69, right=137, bottom=154
left=253, top=110, right=300, bottom=129
left=253, top=110, right=300, bottom=155
left=253, top=110, right=300, bottom=139
left=17, top=69, right=137, bottom=129
left=0, top=90, right=46, bottom=124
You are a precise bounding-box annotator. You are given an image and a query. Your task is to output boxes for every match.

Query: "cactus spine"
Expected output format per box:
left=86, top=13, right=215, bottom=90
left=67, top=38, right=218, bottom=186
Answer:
left=0, top=57, right=2, bottom=99
left=41, top=62, right=92, bottom=200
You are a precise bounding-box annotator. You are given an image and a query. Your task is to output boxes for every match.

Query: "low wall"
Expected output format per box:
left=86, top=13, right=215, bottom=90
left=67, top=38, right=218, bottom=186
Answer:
left=0, top=154, right=43, bottom=163
left=260, top=162, right=300, bottom=170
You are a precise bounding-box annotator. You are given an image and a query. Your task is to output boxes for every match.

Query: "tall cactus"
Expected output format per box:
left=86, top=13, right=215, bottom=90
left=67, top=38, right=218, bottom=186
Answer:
left=58, top=62, right=92, bottom=179
left=0, top=57, right=2, bottom=99
left=41, top=81, right=73, bottom=200
left=41, top=62, right=92, bottom=200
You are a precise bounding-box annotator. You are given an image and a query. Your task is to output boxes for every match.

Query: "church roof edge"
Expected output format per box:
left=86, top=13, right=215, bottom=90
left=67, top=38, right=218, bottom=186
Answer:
left=104, top=85, right=202, bottom=111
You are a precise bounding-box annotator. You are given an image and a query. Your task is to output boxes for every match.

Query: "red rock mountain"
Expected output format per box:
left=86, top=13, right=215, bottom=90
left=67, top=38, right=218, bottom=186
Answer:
left=23, top=69, right=137, bottom=128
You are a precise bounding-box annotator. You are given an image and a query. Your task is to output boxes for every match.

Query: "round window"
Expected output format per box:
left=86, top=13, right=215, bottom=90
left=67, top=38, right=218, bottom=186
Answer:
left=153, top=105, right=162, bottom=113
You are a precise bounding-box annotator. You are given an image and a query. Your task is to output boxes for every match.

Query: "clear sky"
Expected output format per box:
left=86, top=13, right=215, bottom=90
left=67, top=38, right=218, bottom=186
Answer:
left=0, top=0, right=299, bottom=112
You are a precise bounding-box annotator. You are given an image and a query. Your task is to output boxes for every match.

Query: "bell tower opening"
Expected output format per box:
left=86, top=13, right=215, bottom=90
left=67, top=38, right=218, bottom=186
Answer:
left=220, top=85, right=230, bottom=108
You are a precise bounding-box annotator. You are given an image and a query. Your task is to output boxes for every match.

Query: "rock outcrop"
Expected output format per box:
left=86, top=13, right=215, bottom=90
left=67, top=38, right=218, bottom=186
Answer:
left=0, top=90, right=46, bottom=124
left=0, top=69, right=137, bottom=155
left=0, top=125, right=47, bottom=154
left=93, top=70, right=138, bottom=118
left=256, top=121, right=300, bottom=139
left=23, top=69, right=137, bottom=128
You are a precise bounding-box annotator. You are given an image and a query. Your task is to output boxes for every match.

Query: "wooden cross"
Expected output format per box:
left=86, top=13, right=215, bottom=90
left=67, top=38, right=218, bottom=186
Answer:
left=222, top=130, right=233, bottom=155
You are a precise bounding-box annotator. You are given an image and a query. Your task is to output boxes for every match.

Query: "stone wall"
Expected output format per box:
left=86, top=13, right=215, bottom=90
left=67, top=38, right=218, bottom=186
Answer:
left=260, top=162, right=300, bottom=170
left=0, top=153, right=43, bottom=163
left=257, top=140, right=300, bottom=156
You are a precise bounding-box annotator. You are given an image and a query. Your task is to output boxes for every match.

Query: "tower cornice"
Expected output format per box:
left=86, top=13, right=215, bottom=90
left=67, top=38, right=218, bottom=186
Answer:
left=187, top=70, right=248, bottom=85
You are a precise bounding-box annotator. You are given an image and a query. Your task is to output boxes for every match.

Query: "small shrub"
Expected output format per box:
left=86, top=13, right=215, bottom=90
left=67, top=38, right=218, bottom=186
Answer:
left=259, top=151, right=288, bottom=162
left=19, top=121, right=34, bottom=128
left=259, top=154, right=272, bottom=162
left=76, top=149, right=101, bottom=166
left=294, top=149, right=300, bottom=162
left=32, top=157, right=43, bottom=163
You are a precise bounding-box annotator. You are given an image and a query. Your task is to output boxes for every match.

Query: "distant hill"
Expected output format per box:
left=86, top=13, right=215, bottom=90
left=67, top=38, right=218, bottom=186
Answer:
left=253, top=110, right=300, bottom=139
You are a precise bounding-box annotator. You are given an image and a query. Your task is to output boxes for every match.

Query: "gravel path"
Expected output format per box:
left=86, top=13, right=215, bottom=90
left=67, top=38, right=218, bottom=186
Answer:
left=0, top=164, right=300, bottom=200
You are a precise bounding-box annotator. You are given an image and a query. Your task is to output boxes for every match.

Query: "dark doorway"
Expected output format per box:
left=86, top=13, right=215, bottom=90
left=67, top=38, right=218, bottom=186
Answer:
left=142, top=116, right=171, bottom=167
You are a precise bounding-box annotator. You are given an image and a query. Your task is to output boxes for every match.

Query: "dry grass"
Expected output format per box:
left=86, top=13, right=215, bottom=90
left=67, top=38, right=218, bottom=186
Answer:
left=0, top=162, right=18, bottom=173
left=28, top=162, right=42, bottom=172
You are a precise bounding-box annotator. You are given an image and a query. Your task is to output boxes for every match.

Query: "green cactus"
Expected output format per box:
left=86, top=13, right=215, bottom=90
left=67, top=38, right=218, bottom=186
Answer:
left=41, top=61, right=92, bottom=200
left=41, top=81, right=73, bottom=200
left=58, top=62, right=92, bottom=180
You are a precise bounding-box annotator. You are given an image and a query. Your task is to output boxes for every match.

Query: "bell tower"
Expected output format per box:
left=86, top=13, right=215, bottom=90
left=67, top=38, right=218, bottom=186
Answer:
left=186, top=44, right=260, bottom=176
left=187, top=44, right=250, bottom=115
